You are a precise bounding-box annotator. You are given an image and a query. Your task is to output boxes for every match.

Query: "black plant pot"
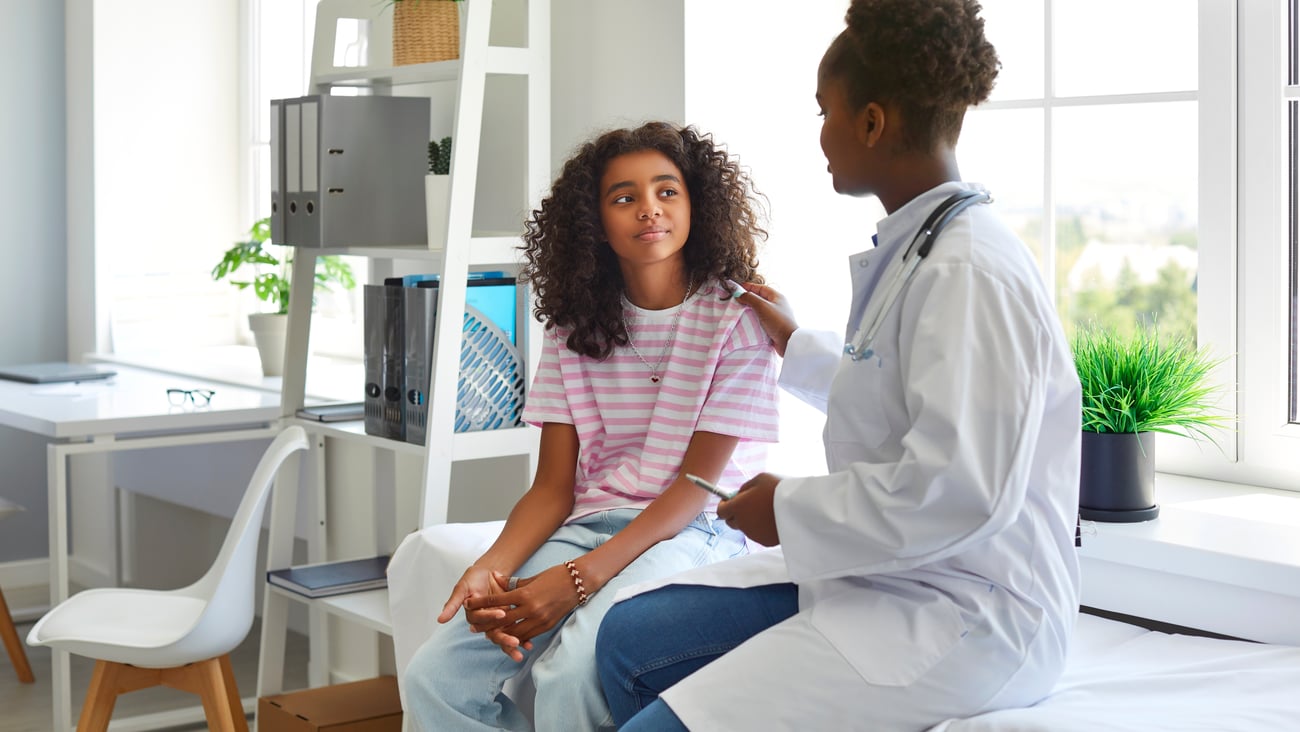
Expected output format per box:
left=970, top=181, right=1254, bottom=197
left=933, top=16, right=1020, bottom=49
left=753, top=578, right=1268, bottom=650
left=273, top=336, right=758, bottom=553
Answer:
left=1079, top=431, right=1160, bottom=522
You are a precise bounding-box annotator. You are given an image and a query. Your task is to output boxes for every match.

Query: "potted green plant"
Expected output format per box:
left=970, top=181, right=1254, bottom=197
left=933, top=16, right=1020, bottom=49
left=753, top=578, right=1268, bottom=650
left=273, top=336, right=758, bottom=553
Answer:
left=1072, top=322, right=1229, bottom=522
left=211, top=218, right=356, bottom=376
left=426, top=135, right=452, bottom=251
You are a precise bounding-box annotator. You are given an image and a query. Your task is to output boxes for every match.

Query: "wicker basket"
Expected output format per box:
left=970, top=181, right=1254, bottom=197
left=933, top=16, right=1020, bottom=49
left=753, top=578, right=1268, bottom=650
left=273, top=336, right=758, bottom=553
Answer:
left=393, top=0, right=461, bottom=66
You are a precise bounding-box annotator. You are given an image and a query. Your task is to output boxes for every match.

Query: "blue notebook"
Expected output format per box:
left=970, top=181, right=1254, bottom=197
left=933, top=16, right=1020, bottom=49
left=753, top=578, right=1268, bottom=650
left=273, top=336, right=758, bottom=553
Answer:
left=267, top=555, right=390, bottom=598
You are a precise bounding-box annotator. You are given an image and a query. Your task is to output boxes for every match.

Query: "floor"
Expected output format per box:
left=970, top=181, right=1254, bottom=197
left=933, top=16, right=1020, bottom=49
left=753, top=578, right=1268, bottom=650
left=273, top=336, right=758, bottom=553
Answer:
left=0, top=584, right=310, bottom=732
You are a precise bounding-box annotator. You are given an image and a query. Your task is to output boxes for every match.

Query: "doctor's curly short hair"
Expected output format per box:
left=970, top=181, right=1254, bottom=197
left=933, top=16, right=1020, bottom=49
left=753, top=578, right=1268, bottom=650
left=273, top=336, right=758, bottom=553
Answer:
left=519, top=121, right=767, bottom=360
left=824, top=0, right=1001, bottom=152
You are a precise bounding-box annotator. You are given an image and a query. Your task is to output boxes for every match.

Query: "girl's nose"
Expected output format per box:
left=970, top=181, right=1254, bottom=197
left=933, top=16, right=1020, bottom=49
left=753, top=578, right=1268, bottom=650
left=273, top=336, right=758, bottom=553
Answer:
left=638, top=204, right=661, bottom=220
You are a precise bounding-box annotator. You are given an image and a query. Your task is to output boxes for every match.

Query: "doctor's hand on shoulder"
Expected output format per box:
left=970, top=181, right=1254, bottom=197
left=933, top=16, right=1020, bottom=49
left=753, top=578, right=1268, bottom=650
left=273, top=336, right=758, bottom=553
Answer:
left=717, top=472, right=782, bottom=546
left=729, top=281, right=798, bottom=357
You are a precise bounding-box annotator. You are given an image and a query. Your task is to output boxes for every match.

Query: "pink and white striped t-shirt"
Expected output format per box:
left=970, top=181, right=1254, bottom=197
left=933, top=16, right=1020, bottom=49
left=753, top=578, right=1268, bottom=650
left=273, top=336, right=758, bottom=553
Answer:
left=522, top=279, right=780, bottom=522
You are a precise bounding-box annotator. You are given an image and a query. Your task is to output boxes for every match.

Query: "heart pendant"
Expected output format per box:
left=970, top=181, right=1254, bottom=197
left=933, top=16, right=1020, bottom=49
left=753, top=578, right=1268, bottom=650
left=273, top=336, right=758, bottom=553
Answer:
left=650, top=376, right=660, bottom=383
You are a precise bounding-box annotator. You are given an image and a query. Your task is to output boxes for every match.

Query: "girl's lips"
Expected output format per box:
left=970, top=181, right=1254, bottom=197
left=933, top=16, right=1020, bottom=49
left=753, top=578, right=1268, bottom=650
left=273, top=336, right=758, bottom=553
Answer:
left=636, top=228, right=668, bottom=241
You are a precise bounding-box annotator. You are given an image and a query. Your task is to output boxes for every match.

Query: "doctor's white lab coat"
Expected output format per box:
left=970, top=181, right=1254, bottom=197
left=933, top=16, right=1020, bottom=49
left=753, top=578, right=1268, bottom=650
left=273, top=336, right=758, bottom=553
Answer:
left=642, top=183, right=1083, bottom=730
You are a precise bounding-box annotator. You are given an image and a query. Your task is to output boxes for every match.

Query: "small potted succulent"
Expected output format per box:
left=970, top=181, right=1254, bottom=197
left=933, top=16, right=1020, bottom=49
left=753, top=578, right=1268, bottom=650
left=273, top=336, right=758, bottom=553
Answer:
left=1072, top=322, right=1230, bottom=522
left=426, top=135, right=452, bottom=250
left=211, top=218, right=356, bottom=376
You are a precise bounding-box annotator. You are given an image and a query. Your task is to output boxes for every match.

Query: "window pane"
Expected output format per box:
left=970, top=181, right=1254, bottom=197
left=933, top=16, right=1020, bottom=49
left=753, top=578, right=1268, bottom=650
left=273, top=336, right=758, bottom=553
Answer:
left=1054, top=0, right=1197, bottom=97
left=1291, top=0, right=1298, bottom=85
left=959, top=108, right=1045, bottom=263
left=1291, top=100, right=1298, bottom=423
left=1054, top=102, right=1198, bottom=340
left=1291, top=3, right=1300, bottom=424
left=979, top=0, right=1045, bottom=101
left=258, top=0, right=314, bottom=143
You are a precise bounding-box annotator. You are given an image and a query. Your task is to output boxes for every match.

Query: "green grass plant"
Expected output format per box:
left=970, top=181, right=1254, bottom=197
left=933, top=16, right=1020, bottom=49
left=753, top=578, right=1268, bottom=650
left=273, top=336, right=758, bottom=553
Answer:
left=1071, top=323, right=1229, bottom=440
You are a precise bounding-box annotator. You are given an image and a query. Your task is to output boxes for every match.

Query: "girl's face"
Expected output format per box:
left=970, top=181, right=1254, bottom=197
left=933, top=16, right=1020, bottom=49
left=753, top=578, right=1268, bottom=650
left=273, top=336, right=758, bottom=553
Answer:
left=816, top=69, right=874, bottom=197
left=599, top=149, right=692, bottom=272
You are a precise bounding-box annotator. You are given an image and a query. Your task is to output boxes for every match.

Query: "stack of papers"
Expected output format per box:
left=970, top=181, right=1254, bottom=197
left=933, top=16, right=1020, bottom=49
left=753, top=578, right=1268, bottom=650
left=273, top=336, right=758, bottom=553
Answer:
left=267, top=555, right=390, bottom=598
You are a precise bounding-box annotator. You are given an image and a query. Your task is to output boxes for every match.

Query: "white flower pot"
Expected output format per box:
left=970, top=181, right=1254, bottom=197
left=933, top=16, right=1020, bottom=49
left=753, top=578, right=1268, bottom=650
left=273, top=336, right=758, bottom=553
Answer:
left=425, top=173, right=451, bottom=251
left=248, top=313, right=289, bottom=377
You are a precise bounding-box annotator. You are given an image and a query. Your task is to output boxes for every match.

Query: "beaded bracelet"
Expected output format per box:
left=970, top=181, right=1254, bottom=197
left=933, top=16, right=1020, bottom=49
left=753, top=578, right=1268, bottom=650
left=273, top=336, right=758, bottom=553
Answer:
left=564, top=560, right=590, bottom=607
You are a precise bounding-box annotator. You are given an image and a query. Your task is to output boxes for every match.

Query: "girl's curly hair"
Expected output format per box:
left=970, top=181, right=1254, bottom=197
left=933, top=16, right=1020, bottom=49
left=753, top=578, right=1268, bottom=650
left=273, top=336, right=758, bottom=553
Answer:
left=520, top=121, right=767, bottom=359
left=824, top=0, right=1000, bottom=152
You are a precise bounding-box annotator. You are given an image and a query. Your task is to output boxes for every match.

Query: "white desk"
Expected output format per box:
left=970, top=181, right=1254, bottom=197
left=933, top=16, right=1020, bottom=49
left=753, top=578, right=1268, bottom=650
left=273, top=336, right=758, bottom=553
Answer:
left=0, top=364, right=284, bottom=732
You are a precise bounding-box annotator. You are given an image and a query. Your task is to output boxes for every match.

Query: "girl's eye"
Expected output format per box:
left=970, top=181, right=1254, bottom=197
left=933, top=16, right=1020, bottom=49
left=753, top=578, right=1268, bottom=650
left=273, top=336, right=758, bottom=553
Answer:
left=659, top=188, right=678, bottom=198
left=613, top=194, right=633, bottom=204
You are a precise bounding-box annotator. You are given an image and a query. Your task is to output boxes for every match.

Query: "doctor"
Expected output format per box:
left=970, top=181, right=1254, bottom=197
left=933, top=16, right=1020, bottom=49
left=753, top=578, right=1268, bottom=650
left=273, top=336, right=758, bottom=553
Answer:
left=595, top=1, right=1083, bottom=729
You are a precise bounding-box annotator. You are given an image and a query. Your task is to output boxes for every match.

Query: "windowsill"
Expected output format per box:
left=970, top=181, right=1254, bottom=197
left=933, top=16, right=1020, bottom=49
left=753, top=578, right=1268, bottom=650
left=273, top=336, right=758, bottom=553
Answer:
left=1079, top=472, right=1300, bottom=645
left=88, top=346, right=363, bottom=403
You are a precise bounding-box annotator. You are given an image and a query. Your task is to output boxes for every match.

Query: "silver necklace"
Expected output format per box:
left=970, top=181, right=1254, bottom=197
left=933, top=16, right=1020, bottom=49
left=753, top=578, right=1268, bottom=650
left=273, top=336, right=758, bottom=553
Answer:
left=625, top=278, right=693, bottom=384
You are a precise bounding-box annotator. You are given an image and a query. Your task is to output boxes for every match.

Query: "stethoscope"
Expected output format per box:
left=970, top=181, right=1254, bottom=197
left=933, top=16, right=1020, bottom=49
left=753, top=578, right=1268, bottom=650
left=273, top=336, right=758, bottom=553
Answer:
left=844, top=189, right=991, bottom=361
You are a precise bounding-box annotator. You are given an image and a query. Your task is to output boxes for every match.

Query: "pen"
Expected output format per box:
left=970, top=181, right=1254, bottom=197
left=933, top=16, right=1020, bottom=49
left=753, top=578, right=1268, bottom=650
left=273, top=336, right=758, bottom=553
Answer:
left=685, top=473, right=737, bottom=501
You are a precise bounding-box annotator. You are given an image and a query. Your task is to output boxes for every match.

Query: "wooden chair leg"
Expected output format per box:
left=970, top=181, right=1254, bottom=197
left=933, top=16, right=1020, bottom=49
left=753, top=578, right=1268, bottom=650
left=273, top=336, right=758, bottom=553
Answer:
left=77, top=660, right=123, bottom=732
left=73, top=655, right=249, bottom=732
left=219, top=653, right=251, bottom=732
left=0, top=586, right=34, bottom=683
left=163, top=656, right=246, bottom=732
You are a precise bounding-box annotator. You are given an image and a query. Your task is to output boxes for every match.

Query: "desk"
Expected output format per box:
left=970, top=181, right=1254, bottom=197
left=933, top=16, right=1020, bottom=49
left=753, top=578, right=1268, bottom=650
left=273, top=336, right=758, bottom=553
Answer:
left=0, top=364, right=284, bottom=732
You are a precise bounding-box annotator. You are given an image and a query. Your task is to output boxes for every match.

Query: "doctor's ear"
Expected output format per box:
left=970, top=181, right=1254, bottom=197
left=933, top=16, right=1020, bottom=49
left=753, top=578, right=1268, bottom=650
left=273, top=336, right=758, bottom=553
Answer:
left=858, top=103, right=886, bottom=147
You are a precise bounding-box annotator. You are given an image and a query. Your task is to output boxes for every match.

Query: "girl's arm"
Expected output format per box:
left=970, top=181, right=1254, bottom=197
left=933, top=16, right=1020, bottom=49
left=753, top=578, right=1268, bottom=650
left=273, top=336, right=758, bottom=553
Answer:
left=435, top=421, right=578, bottom=624
left=575, top=429, right=738, bottom=591
left=467, top=430, right=739, bottom=658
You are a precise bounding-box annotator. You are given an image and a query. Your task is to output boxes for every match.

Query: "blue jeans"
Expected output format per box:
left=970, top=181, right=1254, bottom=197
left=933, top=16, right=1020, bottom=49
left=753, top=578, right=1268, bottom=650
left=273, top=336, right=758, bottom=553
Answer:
left=403, top=510, right=747, bottom=732
left=596, top=583, right=799, bottom=729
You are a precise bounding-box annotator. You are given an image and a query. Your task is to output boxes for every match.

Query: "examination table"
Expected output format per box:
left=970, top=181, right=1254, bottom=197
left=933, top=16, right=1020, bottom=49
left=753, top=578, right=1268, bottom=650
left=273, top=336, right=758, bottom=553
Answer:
left=387, top=521, right=1300, bottom=730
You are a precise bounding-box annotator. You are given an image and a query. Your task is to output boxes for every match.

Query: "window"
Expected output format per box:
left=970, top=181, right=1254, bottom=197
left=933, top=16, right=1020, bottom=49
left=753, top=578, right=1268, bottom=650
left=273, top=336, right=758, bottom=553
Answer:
left=962, top=0, right=1243, bottom=474
left=963, top=0, right=1203, bottom=344
left=245, top=0, right=316, bottom=227
left=1233, top=0, right=1300, bottom=486
left=245, top=0, right=364, bottom=359
left=101, top=1, right=361, bottom=363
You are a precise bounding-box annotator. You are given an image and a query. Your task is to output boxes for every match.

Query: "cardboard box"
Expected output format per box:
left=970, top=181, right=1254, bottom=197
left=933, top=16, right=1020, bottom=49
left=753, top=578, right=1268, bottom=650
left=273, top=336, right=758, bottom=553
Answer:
left=258, top=676, right=403, bottom=732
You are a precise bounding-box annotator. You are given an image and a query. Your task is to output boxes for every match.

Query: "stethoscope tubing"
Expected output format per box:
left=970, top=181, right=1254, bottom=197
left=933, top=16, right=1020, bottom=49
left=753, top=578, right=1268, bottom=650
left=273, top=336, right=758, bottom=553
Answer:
left=845, top=190, right=991, bottom=361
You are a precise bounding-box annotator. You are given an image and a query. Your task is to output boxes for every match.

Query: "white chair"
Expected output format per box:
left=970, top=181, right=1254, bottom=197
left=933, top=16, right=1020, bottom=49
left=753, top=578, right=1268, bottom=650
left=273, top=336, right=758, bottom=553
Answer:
left=27, top=426, right=309, bottom=732
left=0, top=497, right=35, bottom=684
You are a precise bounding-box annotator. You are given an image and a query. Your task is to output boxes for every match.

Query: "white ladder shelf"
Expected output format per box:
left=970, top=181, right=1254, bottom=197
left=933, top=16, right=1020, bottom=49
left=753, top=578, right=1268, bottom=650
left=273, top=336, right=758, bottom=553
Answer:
left=257, top=0, right=549, bottom=700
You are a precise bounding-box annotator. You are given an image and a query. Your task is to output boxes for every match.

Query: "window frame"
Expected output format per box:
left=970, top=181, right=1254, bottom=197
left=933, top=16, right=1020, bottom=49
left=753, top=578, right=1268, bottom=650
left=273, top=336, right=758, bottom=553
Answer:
left=1216, top=0, right=1300, bottom=489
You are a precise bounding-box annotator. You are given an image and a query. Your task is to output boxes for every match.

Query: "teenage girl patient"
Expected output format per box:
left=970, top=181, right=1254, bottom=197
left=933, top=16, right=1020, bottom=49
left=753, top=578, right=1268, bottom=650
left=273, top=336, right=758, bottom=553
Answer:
left=401, top=120, right=781, bottom=732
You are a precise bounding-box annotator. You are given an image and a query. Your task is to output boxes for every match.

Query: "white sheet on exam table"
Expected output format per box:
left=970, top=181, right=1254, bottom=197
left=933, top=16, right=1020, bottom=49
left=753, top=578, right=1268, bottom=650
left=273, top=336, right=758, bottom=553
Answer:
left=928, top=612, right=1300, bottom=731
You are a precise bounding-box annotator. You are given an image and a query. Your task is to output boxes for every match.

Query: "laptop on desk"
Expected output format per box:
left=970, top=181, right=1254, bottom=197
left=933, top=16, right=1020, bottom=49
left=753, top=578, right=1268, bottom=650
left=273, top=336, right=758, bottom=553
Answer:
left=0, top=362, right=118, bottom=384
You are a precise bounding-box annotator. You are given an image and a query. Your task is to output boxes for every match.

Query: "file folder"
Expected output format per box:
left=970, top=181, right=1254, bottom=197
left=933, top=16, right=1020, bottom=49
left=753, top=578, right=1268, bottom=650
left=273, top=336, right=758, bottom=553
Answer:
left=364, top=283, right=405, bottom=439
left=402, top=281, right=438, bottom=446
left=282, top=100, right=303, bottom=246
left=269, top=99, right=285, bottom=244
left=274, top=94, right=430, bottom=248
left=366, top=275, right=525, bottom=443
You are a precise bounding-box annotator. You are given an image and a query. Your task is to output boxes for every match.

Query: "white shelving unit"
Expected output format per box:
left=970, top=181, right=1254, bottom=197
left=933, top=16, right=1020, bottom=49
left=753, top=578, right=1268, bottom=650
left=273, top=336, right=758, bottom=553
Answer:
left=257, top=0, right=549, bottom=699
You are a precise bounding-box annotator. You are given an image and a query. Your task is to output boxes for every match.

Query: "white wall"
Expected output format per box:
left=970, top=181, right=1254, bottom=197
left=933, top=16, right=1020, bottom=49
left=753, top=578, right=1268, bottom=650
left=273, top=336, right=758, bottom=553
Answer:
left=551, top=0, right=686, bottom=171
left=0, top=1, right=68, bottom=573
